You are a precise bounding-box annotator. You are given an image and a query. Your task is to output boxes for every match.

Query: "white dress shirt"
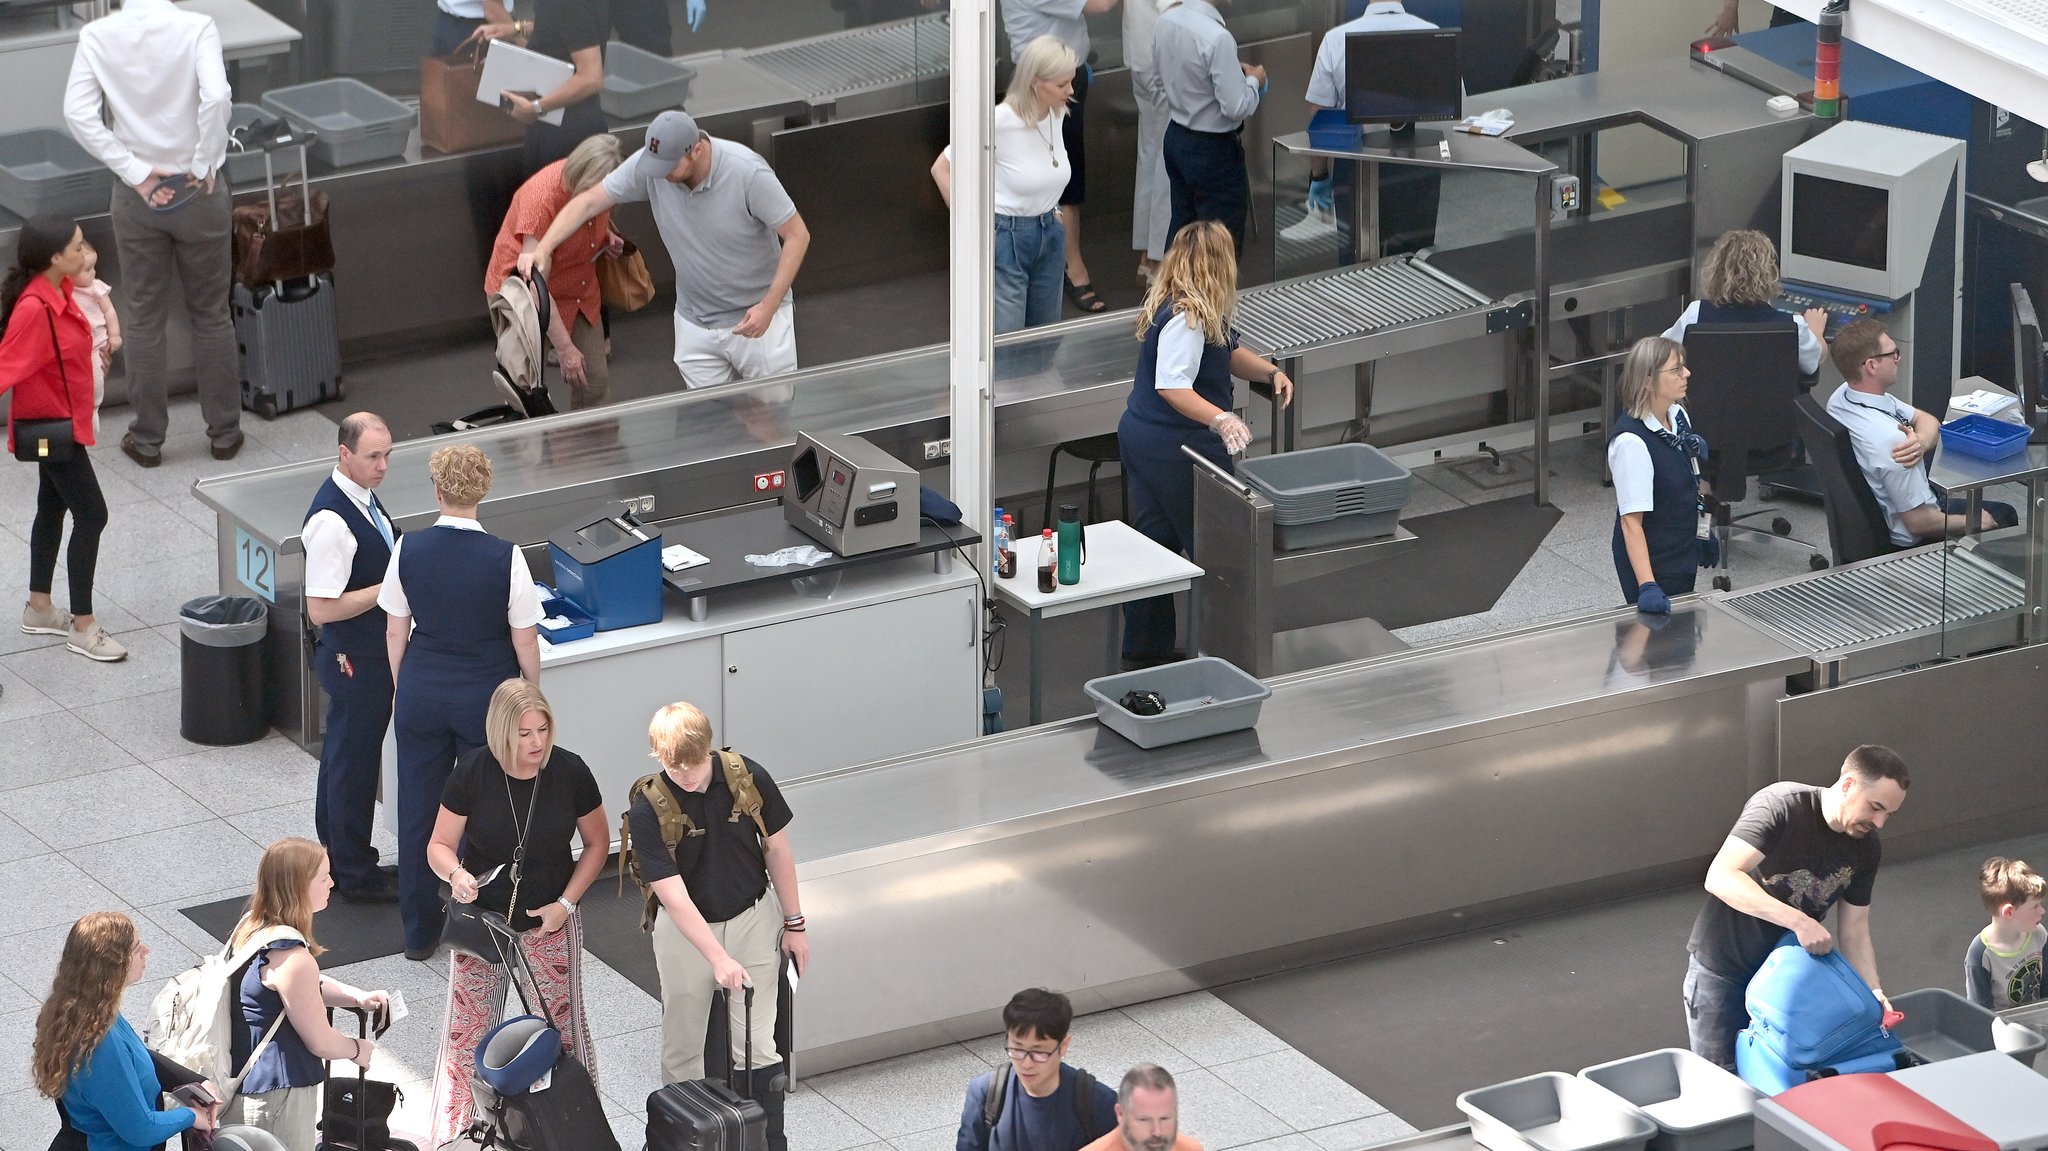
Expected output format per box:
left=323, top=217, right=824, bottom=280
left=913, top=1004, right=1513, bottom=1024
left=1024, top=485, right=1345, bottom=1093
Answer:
left=377, top=516, right=545, bottom=627
left=1607, top=404, right=1690, bottom=516
left=304, top=468, right=392, bottom=599
left=64, top=0, right=232, bottom=187
left=1662, top=301, right=1824, bottom=377
left=440, top=0, right=514, bottom=18
left=1825, top=383, right=1936, bottom=547
left=1306, top=2, right=1437, bottom=109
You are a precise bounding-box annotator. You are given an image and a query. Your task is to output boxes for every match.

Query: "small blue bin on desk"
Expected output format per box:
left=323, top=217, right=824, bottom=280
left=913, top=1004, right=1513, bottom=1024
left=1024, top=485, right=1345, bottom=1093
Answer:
left=1940, top=414, right=2030, bottom=461
left=1307, top=108, right=1361, bottom=149
left=534, top=586, right=597, bottom=644
left=549, top=506, right=664, bottom=631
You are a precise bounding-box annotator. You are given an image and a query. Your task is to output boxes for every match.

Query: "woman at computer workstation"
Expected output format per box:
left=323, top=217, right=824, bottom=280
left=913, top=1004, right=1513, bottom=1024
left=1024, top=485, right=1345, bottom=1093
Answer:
left=1611, top=336, right=1711, bottom=614
left=1661, top=229, right=1828, bottom=378
left=1118, top=221, right=1292, bottom=667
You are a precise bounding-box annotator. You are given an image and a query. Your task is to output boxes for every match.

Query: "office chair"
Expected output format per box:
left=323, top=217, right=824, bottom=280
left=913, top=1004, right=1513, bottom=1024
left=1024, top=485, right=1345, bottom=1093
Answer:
left=1793, top=392, right=1904, bottom=567
left=1681, top=322, right=1828, bottom=590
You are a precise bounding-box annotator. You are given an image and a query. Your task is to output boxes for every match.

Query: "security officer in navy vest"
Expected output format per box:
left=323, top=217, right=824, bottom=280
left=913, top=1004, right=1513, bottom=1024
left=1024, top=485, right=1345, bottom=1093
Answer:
left=378, top=443, right=544, bottom=960
left=302, top=413, right=401, bottom=903
left=1118, top=221, right=1291, bottom=666
left=1608, top=337, right=1710, bottom=613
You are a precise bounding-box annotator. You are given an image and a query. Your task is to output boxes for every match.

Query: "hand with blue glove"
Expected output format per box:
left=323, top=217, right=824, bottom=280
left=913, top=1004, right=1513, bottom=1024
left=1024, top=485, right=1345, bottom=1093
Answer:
left=686, top=0, right=706, bottom=31
left=1636, top=581, right=1671, bottom=615
left=1306, top=177, right=1334, bottom=213
left=1698, top=532, right=1720, bottom=568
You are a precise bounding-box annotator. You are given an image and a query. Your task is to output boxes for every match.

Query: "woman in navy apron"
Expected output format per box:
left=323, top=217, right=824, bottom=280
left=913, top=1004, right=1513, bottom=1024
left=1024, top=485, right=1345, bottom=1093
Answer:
left=1609, top=336, right=1710, bottom=613
left=1118, top=220, right=1293, bottom=666
left=1662, top=229, right=1828, bottom=377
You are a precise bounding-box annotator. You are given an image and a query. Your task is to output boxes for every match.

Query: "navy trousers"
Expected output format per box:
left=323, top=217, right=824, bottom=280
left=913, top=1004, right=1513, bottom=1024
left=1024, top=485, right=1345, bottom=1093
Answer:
left=1163, top=122, right=1248, bottom=255
left=1120, top=414, right=1231, bottom=658
left=313, top=645, right=392, bottom=892
left=393, top=674, right=496, bottom=950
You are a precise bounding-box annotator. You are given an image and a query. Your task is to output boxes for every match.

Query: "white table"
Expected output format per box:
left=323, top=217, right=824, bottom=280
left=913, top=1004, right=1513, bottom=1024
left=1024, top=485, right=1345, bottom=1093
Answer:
left=992, top=520, right=1205, bottom=725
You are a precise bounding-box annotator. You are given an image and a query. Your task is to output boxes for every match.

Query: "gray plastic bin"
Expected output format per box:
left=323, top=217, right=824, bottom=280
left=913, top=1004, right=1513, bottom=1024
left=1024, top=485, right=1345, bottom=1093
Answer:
left=179, top=596, right=270, bottom=746
left=0, top=129, right=114, bottom=219
left=1460, top=1072, right=1657, bottom=1151
left=1238, top=442, right=1413, bottom=524
left=1578, top=1049, right=1758, bottom=1151
left=1082, top=656, right=1270, bottom=749
left=1889, top=1051, right=2048, bottom=1150
left=601, top=43, right=697, bottom=119
left=1890, top=987, right=2046, bottom=1063
left=261, top=79, right=416, bottom=169
left=224, top=105, right=274, bottom=187
left=1273, top=509, right=1402, bottom=551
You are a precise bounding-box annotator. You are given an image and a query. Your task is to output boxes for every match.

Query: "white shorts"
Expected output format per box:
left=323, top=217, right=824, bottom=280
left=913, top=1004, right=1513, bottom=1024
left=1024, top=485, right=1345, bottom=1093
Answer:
left=673, top=299, right=798, bottom=389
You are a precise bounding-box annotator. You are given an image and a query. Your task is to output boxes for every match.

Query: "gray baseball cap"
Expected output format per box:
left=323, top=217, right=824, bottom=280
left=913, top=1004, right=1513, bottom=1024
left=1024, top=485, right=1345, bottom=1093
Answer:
left=636, top=110, right=704, bottom=178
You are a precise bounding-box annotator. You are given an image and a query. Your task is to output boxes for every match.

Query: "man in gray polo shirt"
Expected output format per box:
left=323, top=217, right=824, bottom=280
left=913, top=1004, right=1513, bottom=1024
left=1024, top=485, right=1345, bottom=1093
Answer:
left=524, top=110, right=811, bottom=388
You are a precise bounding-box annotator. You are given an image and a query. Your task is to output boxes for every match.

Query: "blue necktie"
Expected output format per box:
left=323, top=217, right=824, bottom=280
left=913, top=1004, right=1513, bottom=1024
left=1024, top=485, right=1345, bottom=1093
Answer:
left=366, top=494, right=395, bottom=549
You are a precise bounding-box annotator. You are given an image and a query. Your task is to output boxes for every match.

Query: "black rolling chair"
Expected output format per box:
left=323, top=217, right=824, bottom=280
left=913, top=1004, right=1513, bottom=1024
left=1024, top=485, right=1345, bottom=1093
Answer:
left=1042, top=433, right=1126, bottom=530
left=1793, top=392, right=1904, bottom=567
left=1681, top=322, right=1828, bottom=589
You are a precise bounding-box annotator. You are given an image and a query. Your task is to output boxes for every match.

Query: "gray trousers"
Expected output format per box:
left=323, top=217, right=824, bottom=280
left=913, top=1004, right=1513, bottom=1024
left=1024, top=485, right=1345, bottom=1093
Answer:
left=1131, top=69, right=1173, bottom=262
left=108, top=178, right=239, bottom=453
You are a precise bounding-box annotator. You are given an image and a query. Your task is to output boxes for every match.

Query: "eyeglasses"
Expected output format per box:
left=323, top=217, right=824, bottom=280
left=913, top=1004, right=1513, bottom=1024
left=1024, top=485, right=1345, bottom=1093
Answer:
left=1004, top=1047, right=1058, bottom=1064
left=1870, top=348, right=1903, bottom=363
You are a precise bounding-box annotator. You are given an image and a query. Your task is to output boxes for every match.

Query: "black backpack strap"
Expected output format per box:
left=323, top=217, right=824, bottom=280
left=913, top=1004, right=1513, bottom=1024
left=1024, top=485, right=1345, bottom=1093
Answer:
left=980, top=1066, right=1010, bottom=1137
left=1073, top=1069, right=1095, bottom=1135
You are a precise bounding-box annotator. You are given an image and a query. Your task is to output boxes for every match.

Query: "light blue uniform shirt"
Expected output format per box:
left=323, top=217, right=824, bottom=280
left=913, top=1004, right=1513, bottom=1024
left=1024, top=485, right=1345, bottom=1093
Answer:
left=1825, top=382, right=1936, bottom=546
left=1306, top=2, right=1437, bottom=109
left=1002, top=0, right=1089, bottom=63
left=1153, top=0, right=1262, bottom=132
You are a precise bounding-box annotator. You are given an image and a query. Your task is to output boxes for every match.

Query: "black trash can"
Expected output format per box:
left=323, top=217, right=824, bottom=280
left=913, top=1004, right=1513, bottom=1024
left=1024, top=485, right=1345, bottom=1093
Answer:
left=180, top=595, right=270, bottom=745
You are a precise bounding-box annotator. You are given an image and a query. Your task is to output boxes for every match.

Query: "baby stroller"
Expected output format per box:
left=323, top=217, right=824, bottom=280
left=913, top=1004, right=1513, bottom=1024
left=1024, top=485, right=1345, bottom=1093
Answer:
left=432, top=269, right=560, bottom=435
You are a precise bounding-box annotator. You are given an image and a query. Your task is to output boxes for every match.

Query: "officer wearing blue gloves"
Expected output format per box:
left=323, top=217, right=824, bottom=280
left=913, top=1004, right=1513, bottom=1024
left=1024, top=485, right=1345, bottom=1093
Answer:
left=1295, top=1, right=1446, bottom=256
left=1609, top=335, right=1711, bottom=614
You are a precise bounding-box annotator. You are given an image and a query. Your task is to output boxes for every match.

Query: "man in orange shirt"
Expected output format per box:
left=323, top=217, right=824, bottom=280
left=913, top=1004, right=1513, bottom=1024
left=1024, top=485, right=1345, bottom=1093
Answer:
left=1080, top=1065, right=1204, bottom=1151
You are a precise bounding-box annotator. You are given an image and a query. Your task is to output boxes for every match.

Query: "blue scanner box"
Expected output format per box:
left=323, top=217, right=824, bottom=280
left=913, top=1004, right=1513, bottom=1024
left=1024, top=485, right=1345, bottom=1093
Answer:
left=548, top=505, right=663, bottom=631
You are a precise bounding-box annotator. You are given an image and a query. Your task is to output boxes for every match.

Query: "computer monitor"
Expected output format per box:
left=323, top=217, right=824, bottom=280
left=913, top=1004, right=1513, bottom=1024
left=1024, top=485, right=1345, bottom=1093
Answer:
left=2012, top=282, right=2048, bottom=443
left=1779, top=123, right=1959, bottom=302
left=1344, top=28, right=1461, bottom=134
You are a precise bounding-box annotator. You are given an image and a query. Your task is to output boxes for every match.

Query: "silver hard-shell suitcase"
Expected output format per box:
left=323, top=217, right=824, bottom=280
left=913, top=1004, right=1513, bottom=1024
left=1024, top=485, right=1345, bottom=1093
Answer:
left=233, top=142, right=343, bottom=418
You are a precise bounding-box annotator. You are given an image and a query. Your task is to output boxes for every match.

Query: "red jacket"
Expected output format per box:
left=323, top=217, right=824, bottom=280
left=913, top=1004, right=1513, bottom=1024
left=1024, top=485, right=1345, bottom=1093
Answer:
left=0, top=276, right=96, bottom=452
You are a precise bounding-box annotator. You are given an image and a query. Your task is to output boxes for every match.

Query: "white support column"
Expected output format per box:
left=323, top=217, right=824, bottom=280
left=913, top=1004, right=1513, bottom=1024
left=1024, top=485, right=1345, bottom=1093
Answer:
left=948, top=0, right=996, bottom=534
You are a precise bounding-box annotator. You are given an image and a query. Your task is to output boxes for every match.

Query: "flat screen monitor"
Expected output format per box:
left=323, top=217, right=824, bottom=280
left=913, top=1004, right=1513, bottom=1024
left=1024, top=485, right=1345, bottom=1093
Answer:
left=1789, top=173, right=1890, bottom=272
left=1344, top=28, right=1461, bottom=130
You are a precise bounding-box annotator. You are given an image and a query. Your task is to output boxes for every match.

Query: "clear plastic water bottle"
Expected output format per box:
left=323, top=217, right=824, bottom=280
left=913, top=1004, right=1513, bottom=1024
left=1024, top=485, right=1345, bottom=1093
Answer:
left=997, top=514, right=1017, bottom=579
left=992, top=507, right=1010, bottom=577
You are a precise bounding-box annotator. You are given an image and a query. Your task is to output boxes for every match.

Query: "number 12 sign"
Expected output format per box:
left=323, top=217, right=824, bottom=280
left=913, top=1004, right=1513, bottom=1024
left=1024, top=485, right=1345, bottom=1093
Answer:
left=236, top=527, right=277, bottom=603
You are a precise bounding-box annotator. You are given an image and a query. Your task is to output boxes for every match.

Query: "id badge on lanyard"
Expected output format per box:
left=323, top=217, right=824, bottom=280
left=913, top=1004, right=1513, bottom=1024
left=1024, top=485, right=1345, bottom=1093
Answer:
left=1690, top=453, right=1711, bottom=540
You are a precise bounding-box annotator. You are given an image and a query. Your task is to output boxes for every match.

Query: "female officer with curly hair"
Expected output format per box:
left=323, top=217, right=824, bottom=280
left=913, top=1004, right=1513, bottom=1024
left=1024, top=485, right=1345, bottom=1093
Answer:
left=379, top=443, right=544, bottom=961
left=1662, top=229, right=1828, bottom=377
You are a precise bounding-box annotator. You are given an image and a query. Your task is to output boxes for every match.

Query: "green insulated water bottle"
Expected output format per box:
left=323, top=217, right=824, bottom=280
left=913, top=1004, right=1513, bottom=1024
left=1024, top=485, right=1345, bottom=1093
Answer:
left=1056, top=503, right=1084, bottom=585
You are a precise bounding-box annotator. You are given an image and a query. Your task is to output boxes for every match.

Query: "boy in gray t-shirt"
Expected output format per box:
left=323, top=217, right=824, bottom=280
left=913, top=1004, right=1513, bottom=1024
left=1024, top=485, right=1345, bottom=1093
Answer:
left=1966, top=856, right=2046, bottom=1011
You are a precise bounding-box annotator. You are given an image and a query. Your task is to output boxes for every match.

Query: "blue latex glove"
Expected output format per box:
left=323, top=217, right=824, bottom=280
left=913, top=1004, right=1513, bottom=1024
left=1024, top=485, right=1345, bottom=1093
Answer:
left=1637, top=581, right=1671, bottom=615
left=1699, top=532, right=1720, bottom=568
left=686, top=0, right=706, bottom=31
left=1306, top=177, right=1334, bottom=212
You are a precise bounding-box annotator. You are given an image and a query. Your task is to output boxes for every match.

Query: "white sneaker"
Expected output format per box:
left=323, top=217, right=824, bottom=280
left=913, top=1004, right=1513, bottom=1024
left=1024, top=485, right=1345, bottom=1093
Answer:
left=1278, top=202, right=1338, bottom=243
left=21, top=602, right=72, bottom=635
left=67, top=625, right=128, bottom=662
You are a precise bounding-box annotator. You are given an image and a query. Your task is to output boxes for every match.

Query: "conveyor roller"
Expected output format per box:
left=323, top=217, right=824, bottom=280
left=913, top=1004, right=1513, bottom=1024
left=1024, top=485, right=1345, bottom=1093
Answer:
left=741, top=14, right=949, bottom=100
left=1234, top=258, right=1493, bottom=357
left=1719, top=548, right=2023, bottom=653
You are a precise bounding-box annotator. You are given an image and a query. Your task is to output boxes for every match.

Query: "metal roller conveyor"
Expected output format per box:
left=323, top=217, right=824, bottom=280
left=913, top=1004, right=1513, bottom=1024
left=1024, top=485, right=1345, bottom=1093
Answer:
left=1720, top=547, right=2024, bottom=654
left=740, top=13, right=948, bottom=102
left=1233, top=258, right=1501, bottom=375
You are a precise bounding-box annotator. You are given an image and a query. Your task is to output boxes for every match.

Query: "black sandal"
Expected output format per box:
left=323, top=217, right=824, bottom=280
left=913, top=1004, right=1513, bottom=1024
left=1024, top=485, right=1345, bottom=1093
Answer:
left=1064, top=277, right=1109, bottom=313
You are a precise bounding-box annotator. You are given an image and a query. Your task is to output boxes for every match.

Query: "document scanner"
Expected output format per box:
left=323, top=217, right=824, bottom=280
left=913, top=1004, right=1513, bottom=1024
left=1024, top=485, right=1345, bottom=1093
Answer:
left=784, top=432, right=919, bottom=556
left=549, top=501, right=663, bottom=630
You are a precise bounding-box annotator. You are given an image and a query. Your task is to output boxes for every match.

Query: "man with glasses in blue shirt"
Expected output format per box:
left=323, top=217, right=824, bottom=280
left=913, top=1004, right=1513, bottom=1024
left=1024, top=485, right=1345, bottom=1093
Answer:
left=1824, top=318, right=2015, bottom=545
left=958, top=988, right=1118, bottom=1151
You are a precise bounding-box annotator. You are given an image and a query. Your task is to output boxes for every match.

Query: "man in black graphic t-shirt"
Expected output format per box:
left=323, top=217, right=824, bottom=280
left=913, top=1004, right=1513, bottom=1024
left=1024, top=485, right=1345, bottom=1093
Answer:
left=1683, top=744, right=1909, bottom=1068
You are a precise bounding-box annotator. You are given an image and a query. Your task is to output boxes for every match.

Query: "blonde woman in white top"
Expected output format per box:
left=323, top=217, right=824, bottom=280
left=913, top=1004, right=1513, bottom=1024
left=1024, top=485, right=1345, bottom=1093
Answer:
left=931, top=35, right=1077, bottom=333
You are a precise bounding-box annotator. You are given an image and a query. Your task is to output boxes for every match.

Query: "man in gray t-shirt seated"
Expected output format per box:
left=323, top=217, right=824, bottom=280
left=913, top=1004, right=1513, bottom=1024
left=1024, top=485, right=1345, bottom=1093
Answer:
left=524, top=110, right=811, bottom=389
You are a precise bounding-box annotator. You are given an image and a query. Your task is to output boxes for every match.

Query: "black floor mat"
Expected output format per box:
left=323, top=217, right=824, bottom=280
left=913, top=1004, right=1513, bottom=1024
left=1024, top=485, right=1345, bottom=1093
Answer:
left=181, top=892, right=408, bottom=969
left=1214, top=827, right=2048, bottom=1127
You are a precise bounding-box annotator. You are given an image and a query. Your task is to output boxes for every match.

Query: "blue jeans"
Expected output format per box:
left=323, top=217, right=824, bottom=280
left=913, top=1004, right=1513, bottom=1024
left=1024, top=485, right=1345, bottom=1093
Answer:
left=1683, top=955, right=1750, bottom=1071
left=994, top=211, right=1065, bottom=334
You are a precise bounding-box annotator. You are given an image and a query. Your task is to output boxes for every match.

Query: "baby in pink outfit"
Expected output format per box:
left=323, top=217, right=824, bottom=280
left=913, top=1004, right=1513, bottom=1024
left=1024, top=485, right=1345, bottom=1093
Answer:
left=70, top=241, right=120, bottom=441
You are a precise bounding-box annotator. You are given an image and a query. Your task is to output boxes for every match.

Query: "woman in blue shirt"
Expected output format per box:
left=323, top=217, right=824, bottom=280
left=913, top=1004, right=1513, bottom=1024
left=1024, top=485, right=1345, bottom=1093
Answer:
left=34, top=912, right=216, bottom=1151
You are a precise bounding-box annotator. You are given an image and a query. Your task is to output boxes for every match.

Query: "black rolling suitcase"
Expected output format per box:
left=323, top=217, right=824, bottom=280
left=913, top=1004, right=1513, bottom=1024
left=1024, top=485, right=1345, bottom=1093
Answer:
left=317, top=1006, right=419, bottom=1151
left=464, top=913, right=621, bottom=1151
left=648, top=985, right=769, bottom=1151
left=233, top=140, right=343, bottom=419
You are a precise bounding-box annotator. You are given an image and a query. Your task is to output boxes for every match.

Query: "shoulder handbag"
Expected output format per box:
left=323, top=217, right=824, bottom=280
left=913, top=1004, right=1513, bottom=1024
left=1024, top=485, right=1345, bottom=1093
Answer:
left=419, top=43, right=525, bottom=155
left=12, top=304, right=76, bottom=463
left=595, top=239, right=656, bottom=312
left=443, top=763, right=544, bottom=963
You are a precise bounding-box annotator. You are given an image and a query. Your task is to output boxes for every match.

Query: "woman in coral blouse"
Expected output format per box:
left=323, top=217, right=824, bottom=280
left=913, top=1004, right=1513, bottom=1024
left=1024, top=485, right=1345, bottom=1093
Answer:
left=486, top=133, right=625, bottom=409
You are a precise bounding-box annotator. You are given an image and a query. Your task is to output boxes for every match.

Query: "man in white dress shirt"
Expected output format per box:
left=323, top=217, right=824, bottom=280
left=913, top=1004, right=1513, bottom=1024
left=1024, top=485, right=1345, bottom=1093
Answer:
left=64, top=0, right=241, bottom=468
left=1824, top=319, right=2013, bottom=546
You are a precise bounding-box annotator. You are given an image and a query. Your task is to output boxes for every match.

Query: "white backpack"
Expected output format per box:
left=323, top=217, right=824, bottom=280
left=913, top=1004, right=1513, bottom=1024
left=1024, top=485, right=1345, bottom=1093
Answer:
left=144, top=924, right=302, bottom=1101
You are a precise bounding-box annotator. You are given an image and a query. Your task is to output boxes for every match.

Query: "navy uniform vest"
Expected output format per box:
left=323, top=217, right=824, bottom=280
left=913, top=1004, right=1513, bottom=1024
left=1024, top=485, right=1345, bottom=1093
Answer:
left=1610, top=411, right=1702, bottom=580
left=396, top=525, right=520, bottom=689
left=1128, top=302, right=1238, bottom=431
left=1697, top=300, right=1794, bottom=327
left=303, top=477, right=398, bottom=659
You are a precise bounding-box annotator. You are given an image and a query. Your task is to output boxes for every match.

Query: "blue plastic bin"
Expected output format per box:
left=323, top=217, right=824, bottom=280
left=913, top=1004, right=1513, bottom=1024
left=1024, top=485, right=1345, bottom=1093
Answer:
left=1308, top=108, right=1361, bottom=149
left=1940, top=414, right=2029, bottom=461
left=535, top=586, right=597, bottom=644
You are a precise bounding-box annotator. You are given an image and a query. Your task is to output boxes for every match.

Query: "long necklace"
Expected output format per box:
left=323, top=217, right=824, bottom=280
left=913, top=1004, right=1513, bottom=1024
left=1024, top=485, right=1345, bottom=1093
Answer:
left=501, top=762, right=542, bottom=924
left=1037, top=112, right=1060, bottom=168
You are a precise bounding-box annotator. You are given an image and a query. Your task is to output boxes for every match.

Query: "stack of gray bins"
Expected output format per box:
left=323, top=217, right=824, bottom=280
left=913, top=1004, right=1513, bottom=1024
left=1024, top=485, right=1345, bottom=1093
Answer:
left=1236, top=443, right=1413, bottom=551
